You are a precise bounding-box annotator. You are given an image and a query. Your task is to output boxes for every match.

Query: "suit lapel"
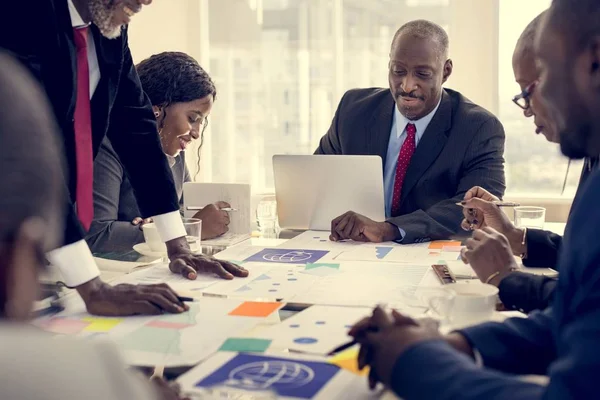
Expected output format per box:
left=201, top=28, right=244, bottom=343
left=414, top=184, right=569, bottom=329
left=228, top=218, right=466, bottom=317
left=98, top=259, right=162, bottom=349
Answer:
left=400, top=90, right=452, bottom=204
left=366, top=95, right=395, bottom=166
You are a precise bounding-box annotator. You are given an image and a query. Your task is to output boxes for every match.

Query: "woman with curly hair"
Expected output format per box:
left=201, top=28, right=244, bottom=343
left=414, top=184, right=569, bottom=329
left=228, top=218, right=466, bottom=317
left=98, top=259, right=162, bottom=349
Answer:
left=86, top=52, right=230, bottom=253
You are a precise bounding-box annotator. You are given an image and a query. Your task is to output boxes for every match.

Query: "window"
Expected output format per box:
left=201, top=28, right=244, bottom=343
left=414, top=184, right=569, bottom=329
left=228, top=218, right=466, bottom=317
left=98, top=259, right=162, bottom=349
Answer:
left=498, top=0, right=582, bottom=197
left=194, top=0, right=578, bottom=198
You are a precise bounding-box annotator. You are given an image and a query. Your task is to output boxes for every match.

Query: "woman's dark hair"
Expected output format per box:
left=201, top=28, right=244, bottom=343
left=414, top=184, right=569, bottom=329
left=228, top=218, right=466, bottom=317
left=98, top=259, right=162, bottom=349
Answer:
left=136, top=51, right=216, bottom=178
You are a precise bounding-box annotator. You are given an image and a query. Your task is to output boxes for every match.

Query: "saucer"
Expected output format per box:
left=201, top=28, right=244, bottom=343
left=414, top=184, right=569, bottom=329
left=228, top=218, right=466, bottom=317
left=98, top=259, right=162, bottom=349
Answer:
left=133, top=243, right=167, bottom=258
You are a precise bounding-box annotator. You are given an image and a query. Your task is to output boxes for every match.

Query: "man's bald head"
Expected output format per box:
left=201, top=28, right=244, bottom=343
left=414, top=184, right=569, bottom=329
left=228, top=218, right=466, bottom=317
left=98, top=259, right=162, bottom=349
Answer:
left=391, top=19, right=449, bottom=61
left=514, top=11, right=547, bottom=63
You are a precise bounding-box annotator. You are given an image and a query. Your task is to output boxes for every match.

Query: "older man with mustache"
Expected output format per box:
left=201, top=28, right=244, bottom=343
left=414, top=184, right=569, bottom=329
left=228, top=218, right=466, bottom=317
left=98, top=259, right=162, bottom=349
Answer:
left=316, top=19, right=506, bottom=245
left=0, top=0, right=248, bottom=317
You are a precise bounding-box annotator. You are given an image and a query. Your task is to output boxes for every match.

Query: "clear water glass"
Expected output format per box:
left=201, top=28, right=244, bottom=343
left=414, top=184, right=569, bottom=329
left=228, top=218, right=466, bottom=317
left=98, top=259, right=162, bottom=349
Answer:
left=183, top=217, right=202, bottom=253
left=256, top=199, right=278, bottom=237
left=514, top=206, right=546, bottom=229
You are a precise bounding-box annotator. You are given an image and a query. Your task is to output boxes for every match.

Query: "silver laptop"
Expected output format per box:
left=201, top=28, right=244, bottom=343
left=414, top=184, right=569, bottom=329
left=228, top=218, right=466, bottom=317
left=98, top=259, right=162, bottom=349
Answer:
left=273, top=155, right=385, bottom=231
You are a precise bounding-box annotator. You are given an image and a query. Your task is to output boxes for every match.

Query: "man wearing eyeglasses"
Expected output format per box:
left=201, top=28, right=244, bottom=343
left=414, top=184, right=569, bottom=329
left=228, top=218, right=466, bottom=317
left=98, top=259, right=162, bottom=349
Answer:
left=460, top=11, right=598, bottom=314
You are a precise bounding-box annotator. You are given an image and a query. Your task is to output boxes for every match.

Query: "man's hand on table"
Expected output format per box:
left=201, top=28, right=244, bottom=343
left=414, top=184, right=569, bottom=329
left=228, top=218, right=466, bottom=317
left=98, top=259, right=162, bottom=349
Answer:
left=330, top=211, right=401, bottom=243
left=349, top=307, right=476, bottom=390
left=460, top=227, right=519, bottom=286
left=461, top=186, right=526, bottom=256
left=166, top=236, right=249, bottom=280
left=77, top=277, right=189, bottom=316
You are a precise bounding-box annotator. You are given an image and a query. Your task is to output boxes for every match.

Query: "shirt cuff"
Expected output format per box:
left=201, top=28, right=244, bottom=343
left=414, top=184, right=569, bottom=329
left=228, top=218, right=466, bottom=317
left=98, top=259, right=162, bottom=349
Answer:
left=46, top=240, right=100, bottom=287
left=395, top=227, right=406, bottom=243
left=153, top=211, right=186, bottom=243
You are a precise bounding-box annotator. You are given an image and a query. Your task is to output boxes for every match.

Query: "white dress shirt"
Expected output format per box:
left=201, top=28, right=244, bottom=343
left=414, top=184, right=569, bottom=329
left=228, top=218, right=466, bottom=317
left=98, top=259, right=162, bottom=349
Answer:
left=47, top=1, right=186, bottom=287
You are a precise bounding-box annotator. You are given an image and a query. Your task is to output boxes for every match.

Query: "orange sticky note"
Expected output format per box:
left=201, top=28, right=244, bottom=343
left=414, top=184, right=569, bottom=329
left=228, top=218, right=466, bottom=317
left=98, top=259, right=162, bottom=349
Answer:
left=228, top=301, right=281, bottom=318
left=428, top=241, right=461, bottom=250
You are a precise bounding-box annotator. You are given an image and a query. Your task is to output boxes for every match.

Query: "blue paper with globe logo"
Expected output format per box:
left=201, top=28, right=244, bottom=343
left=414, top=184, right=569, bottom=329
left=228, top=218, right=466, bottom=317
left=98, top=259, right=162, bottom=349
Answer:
left=244, top=248, right=329, bottom=265
left=195, top=353, right=340, bottom=399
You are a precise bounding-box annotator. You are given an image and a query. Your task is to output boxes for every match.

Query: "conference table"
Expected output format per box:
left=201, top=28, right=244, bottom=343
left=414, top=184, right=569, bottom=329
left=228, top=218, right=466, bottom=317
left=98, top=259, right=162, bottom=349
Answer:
left=40, top=223, right=564, bottom=397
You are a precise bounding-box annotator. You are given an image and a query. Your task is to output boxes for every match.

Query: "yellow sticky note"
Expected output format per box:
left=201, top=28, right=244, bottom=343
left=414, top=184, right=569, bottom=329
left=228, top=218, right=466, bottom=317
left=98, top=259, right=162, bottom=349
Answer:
left=81, top=317, right=123, bottom=332
left=329, top=348, right=369, bottom=376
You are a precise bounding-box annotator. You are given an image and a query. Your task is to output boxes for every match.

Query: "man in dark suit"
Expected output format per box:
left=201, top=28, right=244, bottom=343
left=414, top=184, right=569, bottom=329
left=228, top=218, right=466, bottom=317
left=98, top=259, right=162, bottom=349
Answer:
left=461, top=12, right=599, bottom=313
left=348, top=2, right=600, bottom=398
left=0, top=0, right=247, bottom=316
left=315, top=20, right=506, bottom=244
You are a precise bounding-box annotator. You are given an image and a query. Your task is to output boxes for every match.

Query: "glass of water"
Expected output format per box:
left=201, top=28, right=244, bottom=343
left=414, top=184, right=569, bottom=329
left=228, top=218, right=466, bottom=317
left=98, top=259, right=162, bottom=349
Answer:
left=183, top=217, right=202, bottom=253
left=514, top=206, right=546, bottom=229
left=256, top=197, right=278, bottom=238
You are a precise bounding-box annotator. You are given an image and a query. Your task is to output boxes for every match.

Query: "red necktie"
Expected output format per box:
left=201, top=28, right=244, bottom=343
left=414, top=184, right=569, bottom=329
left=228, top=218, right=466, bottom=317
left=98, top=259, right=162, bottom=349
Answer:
left=72, top=27, right=94, bottom=231
left=390, top=123, right=417, bottom=217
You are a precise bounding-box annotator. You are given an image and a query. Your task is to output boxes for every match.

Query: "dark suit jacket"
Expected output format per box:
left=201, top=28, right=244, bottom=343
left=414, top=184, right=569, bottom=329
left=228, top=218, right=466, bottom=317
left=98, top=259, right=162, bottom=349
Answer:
left=498, top=156, right=598, bottom=313
left=388, top=168, right=600, bottom=400
left=86, top=139, right=190, bottom=253
left=0, top=1, right=179, bottom=246
left=315, top=87, right=506, bottom=243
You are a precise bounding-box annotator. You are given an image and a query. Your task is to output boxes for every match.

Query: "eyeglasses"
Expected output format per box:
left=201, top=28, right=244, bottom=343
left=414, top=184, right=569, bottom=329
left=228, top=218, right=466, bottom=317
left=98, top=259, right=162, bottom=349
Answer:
left=512, top=80, right=538, bottom=110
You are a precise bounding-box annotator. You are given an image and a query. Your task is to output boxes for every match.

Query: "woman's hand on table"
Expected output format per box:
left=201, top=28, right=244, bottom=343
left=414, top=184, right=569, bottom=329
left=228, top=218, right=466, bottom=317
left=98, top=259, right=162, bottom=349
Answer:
left=193, top=201, right=231, bottom=239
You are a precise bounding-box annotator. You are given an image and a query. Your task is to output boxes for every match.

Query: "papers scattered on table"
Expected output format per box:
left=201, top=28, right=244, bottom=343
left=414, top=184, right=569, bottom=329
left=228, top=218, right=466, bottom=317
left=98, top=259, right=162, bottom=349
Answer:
left=204, top=264, right=316, bottom=301
left=291, top=262, right=433, bottom=310
left=279, top=230, right=369, bottom=251
left=258, top=305, right=371, bottom=355
left=34, top=297, right=283, bottom=367
left=113, top=262, right=274, bottom=295
left=335, top=241, right=462, bottom=264
left=177, top=352, right=381, bottom=400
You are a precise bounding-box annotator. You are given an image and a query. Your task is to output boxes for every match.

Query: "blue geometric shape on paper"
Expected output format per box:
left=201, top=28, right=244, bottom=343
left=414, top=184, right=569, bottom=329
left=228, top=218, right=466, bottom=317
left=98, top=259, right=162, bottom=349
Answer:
left=245, top=249, right=329, bottom=265
left=195, top=353, right=339, bottom=399
left=255, top=274, right=271, bottom=281
left=290, top=324, right=300, bottom=328
left=293, top=337, right=318, bottom=344
left=375, top=247, right=393, bottom=259
left=235, top=285, right=253, bottom=292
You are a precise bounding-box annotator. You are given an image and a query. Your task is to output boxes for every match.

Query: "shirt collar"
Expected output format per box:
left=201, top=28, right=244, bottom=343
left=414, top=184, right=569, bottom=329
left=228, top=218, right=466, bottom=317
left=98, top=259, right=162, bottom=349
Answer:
left=67, top=0, right=90, bottom=28
left=394, top=94, right=443, bottom=140
left=166, top=153, right=177, bottom=169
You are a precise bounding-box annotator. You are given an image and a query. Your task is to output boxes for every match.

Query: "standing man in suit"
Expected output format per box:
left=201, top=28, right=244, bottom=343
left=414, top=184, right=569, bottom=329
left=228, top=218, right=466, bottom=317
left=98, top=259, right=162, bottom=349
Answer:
left=0, top=0, right=247, bottom=316
left=461, top=12, right=598, bottom=313
left=316, top=20, right=506, bottom=244
left=0, top=51, right=185, bottom=400
left=348, top=2, right=600, bottom=398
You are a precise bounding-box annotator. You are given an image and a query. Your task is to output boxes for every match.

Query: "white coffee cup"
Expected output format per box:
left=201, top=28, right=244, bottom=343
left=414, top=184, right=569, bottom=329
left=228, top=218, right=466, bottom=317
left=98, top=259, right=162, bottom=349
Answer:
left=142, top=223, right=167, bottom=252
left=443, top=282, right=498, bottom=327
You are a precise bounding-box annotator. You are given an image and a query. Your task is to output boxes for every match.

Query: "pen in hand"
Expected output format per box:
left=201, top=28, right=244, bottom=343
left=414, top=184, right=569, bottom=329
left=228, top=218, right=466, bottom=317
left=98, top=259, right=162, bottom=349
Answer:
left=455, top=201, right=520, bottom=208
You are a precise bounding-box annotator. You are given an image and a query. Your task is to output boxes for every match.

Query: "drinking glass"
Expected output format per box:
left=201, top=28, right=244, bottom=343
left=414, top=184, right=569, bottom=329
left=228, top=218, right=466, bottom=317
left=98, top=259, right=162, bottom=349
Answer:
left=514, top=206, right=546, bottom=229
left=183, top=217, right=202, bottom=253
left=256, top=198, right=279, bottom=238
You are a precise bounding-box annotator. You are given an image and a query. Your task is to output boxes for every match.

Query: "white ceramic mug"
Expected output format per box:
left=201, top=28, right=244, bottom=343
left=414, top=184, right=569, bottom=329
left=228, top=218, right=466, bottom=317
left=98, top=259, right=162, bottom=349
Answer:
left=442, top=282, right=499, bottom=327
left=142, top=223, right=167, bottom=252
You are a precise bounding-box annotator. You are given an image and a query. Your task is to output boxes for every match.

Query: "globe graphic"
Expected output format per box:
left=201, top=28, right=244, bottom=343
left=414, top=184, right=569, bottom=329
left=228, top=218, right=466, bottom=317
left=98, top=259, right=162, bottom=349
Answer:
left=262, top=251, right=313, bottom=263
left=225, top=361, right=314, bottom=390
